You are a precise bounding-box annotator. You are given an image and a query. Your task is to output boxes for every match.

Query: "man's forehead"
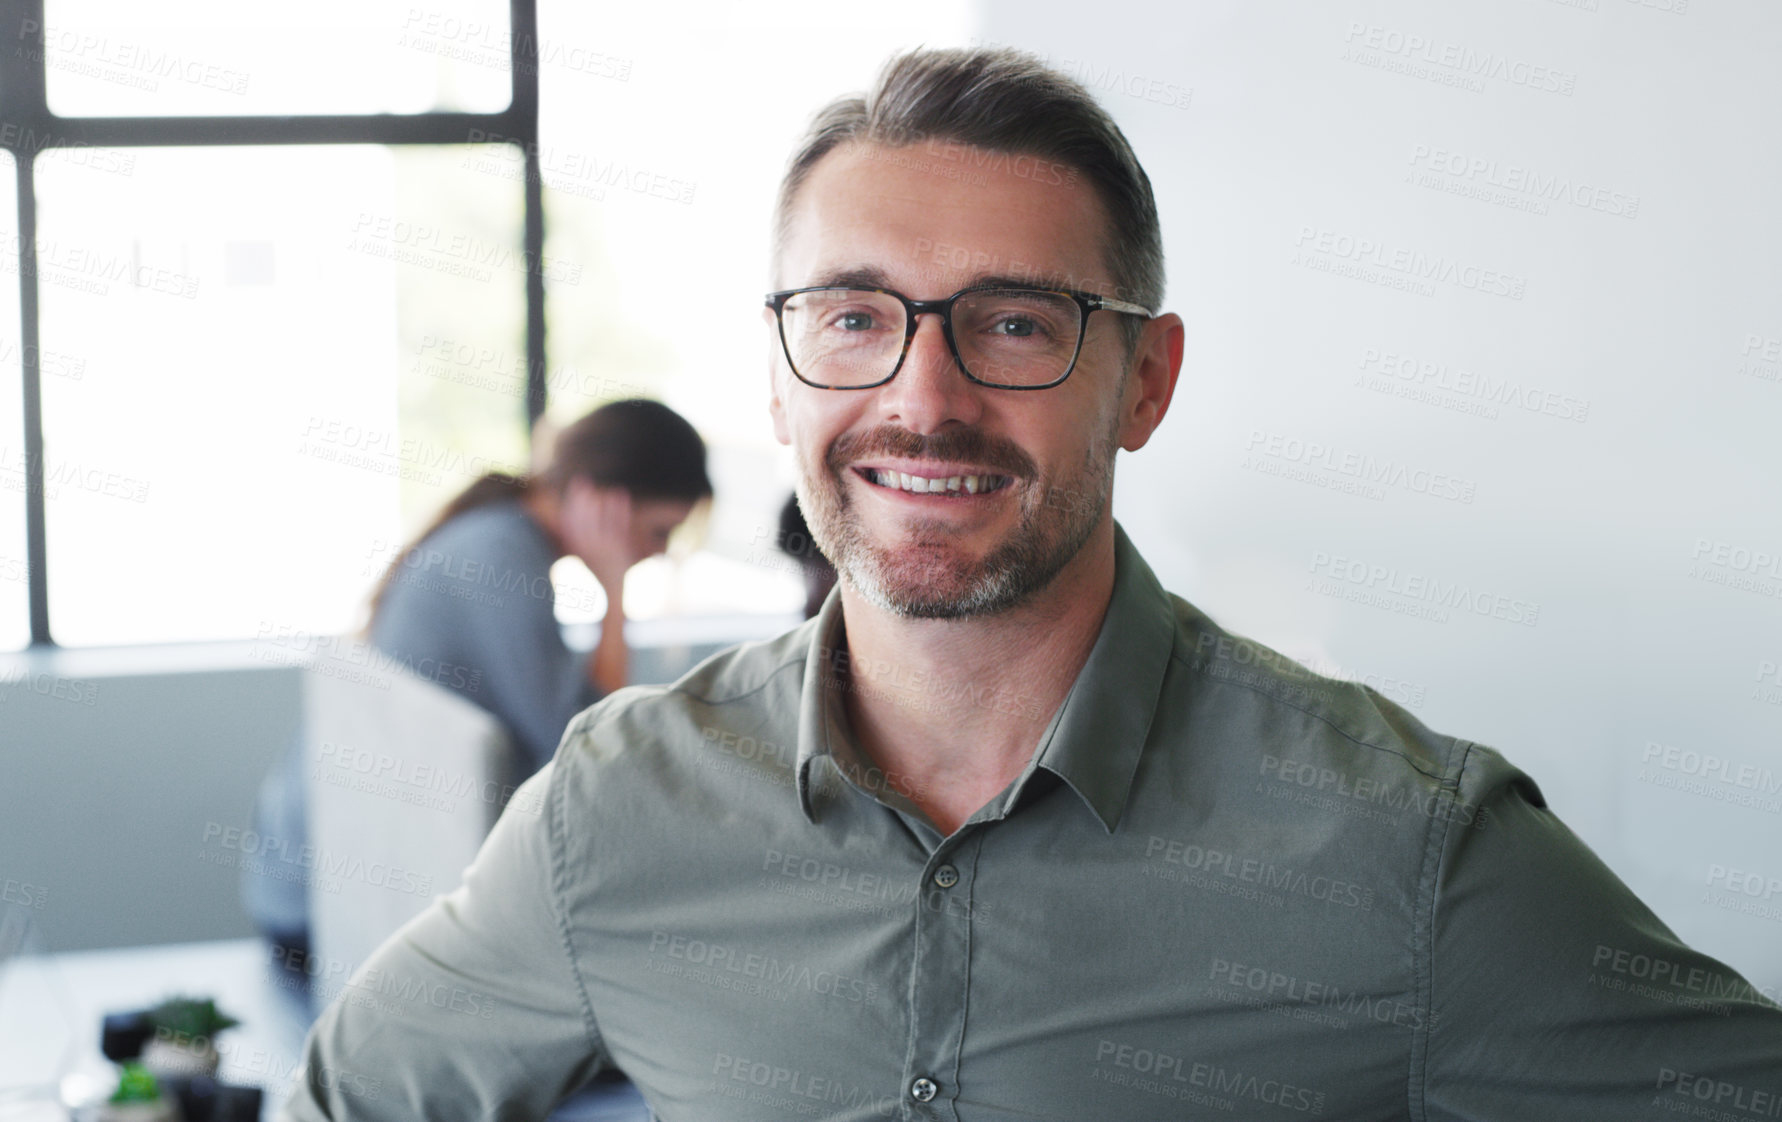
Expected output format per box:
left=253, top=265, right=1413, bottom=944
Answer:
left=779, top=140, right=1113, bottom=296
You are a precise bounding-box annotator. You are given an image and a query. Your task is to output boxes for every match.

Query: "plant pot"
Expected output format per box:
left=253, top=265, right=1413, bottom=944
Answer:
left=94, top=1098, right=178, bottom=1122
left=140, top=1036, right=220, bottom=1078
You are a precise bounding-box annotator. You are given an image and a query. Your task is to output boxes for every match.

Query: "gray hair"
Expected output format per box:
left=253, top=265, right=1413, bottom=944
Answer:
left=771, top=46, right=1165, bottom=353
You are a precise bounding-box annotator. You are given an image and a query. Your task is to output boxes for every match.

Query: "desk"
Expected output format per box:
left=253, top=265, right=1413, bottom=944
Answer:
left=0, top=939, right=650, bottom=1121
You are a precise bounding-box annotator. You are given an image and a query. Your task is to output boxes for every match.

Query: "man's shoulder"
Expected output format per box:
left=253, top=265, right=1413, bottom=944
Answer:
left=1158, top=593, right=1488, bottom=792
left=559, top=619, right=815, bottom=771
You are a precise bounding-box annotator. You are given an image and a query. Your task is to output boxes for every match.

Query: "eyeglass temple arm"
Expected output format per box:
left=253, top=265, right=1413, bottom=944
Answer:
left=1091, top=295, right=1156, bottom=317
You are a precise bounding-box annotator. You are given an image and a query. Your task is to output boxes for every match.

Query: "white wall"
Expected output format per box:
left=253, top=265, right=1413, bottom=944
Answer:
left=977, top=0, right=1781, bottom=994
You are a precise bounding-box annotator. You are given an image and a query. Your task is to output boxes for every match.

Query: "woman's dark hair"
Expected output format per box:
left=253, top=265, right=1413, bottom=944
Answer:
left=363, top=398, right=711, bottom=629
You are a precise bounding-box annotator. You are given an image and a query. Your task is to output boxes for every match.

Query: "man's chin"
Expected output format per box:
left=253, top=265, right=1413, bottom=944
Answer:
left=843, top=546, right=1033, bottom=620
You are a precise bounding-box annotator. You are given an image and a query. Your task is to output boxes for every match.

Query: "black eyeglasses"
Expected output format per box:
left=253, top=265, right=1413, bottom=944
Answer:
left=764, top=284, right=1154, bottom=390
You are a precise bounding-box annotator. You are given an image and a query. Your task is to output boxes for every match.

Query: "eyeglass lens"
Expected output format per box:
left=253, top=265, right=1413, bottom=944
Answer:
left=780, top=288, right=1081, bottom=387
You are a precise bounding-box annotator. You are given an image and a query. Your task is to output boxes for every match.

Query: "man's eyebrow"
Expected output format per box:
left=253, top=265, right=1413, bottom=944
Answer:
left=805, top=266, right=893, bottom=290
left=798, top=267, right=1091, bottom=295
left=970, top=272, right=1082, bottom=293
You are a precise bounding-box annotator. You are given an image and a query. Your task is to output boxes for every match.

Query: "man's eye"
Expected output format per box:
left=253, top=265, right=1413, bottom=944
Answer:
left=990, top=316, right=1040, bottom=338
left=834, top=311, right=876, bottom=331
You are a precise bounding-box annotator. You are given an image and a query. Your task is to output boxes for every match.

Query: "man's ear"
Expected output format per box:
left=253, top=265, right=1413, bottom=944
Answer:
left=1118, top=312, right=1184, bottom=453
left=766, top=306, right=792, bottom=446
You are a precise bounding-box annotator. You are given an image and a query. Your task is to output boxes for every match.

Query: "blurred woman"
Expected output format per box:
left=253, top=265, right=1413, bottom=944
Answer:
left=365, top=399, right=710, bottom=769
left=245, top=398, right=710, bottom=984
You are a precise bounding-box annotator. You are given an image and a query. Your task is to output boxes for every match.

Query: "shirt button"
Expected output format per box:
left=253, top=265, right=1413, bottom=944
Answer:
left=932, top=864, right=959, bottom=889
left=910, top=1077, right=939, bottom=1102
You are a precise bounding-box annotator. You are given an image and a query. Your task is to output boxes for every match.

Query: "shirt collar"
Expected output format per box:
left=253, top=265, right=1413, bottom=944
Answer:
left=795, top=522, right=1176, bottom=833
left=1019, top=523, right=1174, bottom=832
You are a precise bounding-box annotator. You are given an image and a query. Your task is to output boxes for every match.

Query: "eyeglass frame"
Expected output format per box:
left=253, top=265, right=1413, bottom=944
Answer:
left=763, top=283, right=1156, bottom=391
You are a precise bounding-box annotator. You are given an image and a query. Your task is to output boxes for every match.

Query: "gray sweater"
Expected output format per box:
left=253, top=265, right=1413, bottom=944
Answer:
left=369, top=500, right=601, bottom=773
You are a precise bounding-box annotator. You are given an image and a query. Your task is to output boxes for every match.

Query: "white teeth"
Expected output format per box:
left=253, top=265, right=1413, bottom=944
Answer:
left=866, top=469, right=1003, bottom=495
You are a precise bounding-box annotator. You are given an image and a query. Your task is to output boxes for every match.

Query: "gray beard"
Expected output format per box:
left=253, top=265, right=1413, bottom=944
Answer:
left=796, top=422, right=1117, bottom=620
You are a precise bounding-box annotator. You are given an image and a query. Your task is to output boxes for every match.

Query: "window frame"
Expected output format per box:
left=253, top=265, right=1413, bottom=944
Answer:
left=0, top=0, right=548, bottom=648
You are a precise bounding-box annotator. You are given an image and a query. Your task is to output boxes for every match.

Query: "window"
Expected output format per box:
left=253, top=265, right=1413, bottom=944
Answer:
left=3, top=2, right=972, bottom=648
left=4, top=0, right=543, bottom=648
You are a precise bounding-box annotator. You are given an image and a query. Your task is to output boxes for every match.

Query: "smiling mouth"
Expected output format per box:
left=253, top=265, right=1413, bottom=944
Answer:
left=857, top=467, right=1013, bottom=496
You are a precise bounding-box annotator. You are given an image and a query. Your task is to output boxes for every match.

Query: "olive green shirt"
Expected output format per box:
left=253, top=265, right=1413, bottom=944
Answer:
left=284, top=525, right=1782, bottom=1120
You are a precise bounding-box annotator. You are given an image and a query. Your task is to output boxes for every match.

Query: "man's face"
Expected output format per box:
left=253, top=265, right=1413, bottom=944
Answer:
left=768, top=141, right=1142, bottom=619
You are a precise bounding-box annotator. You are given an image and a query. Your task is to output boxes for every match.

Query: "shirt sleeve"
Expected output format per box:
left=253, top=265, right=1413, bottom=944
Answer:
left=278, top=759, right=609, bottom=1120
left=1420, top=743, right=1782, bottom=1119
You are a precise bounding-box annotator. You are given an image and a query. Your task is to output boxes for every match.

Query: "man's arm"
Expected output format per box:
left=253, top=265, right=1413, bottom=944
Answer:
left=1421, top=744, right=1782, bottom=1119
left=280, top=759, right=609, bottom=1120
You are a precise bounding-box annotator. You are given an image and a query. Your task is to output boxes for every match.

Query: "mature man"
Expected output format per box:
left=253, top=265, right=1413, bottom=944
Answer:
left=286, top=48, right=1782, bottom=1120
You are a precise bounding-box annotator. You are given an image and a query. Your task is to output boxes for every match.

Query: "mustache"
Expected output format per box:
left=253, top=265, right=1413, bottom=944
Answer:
left=826, top=425, right=1036, bottom=479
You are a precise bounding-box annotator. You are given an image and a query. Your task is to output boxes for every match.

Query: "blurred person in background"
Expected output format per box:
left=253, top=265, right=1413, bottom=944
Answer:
left=244, top=397, right=710, bottom=988
left=364, top=398, right=711, bottom=754
left=775, top=492, right=837, bottom=619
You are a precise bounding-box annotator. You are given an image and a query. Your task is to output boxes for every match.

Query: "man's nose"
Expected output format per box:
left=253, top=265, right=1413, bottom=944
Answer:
left=875, top=313, right=983, bottom=434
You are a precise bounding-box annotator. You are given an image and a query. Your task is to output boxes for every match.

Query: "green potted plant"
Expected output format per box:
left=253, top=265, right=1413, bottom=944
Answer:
left=138, top=995, right=238, bottom=1078
left=96, top=1062, right=176, bottom=1122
